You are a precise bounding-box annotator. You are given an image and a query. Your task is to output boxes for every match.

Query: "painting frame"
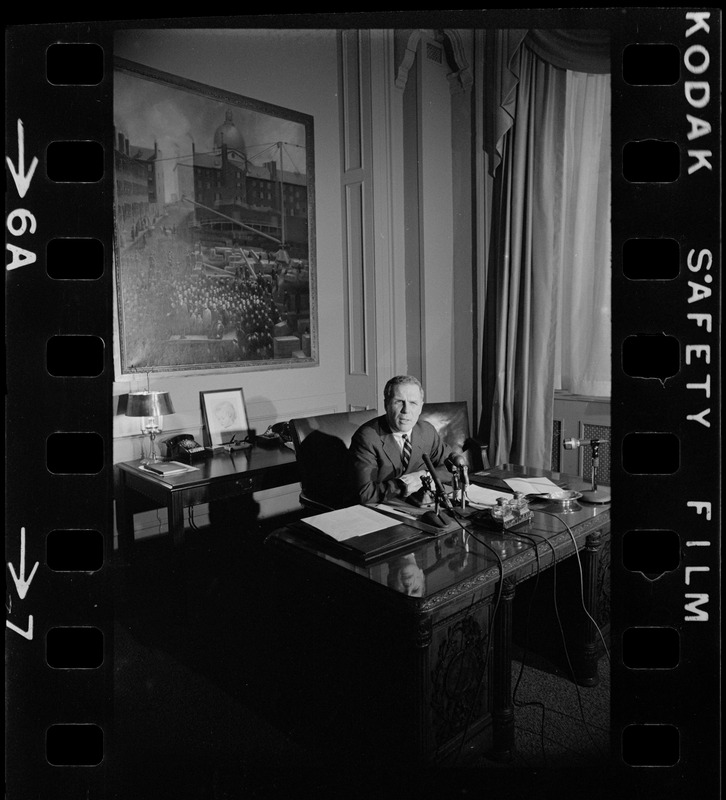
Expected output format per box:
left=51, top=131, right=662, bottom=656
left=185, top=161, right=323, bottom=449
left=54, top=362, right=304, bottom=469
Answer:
left=112, top=56, right=318, bottom=377
left=200, top=387, right=251, bottom=448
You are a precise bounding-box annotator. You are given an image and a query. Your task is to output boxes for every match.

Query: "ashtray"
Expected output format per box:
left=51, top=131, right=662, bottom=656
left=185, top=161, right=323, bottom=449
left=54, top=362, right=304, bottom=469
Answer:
left=544, top=489, right=582, bottom=509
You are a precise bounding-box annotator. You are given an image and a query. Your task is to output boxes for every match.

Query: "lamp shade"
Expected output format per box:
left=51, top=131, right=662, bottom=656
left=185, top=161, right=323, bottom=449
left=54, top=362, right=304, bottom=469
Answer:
left=125, top=391, right=175, bottom=417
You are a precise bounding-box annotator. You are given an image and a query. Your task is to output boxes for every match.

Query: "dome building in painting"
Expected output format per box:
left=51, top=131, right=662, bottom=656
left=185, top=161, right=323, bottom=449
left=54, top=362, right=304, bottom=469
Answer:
left=177, top=108, right=308, bottom=257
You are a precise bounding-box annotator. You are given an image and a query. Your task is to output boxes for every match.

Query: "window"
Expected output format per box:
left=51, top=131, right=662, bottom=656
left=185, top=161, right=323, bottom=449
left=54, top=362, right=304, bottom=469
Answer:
left=555, top=71, right=611, bottom=398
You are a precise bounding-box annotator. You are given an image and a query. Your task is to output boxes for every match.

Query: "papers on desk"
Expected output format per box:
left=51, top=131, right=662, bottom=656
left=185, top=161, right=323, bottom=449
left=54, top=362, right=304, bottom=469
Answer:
left=503, top=476, right=562, bottom=496
left=302, top=505, right=400, bottom=542
left=140, top=461, right=199, bottom=477
left=464, top=483, right=513, bottom=507
left=465, top=476, right=565, bottom=509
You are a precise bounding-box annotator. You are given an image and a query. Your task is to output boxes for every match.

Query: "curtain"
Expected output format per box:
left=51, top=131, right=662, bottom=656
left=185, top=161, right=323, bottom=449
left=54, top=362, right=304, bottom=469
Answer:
left=482, top=29, right=528, bottom=178
left=479, top=31, right=611, bottom=469
left=480, top=43, right=567, bottom=469
left=526, top=29, right=610, bottom=74
left=556, top=70, right=611, bottom=397
left=482, top=29, right=609, bottom=177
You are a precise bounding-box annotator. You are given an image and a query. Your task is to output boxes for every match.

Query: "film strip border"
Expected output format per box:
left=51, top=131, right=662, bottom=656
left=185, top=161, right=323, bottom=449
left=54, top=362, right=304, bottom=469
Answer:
left=5, top=26, right=114, bottom=798
left=611, top=9, right=721, bottom=793
left=4, top=12, right=721, bottom=798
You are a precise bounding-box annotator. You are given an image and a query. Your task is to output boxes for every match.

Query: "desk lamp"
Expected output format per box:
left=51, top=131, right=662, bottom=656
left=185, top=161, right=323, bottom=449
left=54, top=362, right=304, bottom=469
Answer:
left=126, top=391, right=175, bottom=464
left=563, top=437, right=611, bottom=504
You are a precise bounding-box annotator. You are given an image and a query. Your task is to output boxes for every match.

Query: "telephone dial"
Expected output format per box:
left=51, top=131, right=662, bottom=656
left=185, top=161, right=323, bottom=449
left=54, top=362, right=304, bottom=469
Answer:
left=164, top=434, right=206, bottom=462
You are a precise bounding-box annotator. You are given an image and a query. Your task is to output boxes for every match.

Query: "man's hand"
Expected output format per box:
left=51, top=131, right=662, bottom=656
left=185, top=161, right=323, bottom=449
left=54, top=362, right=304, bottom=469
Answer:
left=398, top=469, right=427, bottom=497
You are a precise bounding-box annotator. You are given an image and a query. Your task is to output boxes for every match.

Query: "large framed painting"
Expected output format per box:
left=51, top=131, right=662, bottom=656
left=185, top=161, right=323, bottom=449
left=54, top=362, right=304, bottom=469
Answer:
left=113, top=57, right=317, bottom=376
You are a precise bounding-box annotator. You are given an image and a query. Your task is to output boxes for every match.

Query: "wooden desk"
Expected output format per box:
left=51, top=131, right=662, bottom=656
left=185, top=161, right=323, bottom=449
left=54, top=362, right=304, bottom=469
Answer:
left=116, top=445, right=299, bottom=560
left=265, top=464, right=610, bottom=765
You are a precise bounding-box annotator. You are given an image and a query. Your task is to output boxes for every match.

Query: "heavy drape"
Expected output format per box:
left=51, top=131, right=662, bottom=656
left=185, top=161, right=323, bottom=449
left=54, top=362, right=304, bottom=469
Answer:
left=526, top=28, right=610, bottom=74
left=482, top=29, right=609, bottom=178
left=480, top=42, right=566, bottom=468
left=479, top=30, right=611, bottom=469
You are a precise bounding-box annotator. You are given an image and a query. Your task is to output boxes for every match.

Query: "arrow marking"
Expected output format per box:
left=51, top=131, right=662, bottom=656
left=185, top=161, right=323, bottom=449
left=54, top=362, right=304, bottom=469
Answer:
left=7, top=527, right=39, bottom=600
left=6, top=616, right=34, bottom=641
left=6, top=119, right=38, bottom=199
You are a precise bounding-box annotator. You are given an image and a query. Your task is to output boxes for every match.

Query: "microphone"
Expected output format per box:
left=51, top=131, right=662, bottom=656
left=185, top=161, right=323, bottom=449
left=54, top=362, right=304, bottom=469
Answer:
left=446, top=452, right=467, bottom=469
left=563, top=437, right=607, bottom=450
left=448, top=453, right=470, bottom=491
left=563, top=437, right=610, bottom=504
left=460, top=463, right=469, bottom=488
left=422, top=453, right=454, bottom=512
left=446, top=452, right=469, bottom=480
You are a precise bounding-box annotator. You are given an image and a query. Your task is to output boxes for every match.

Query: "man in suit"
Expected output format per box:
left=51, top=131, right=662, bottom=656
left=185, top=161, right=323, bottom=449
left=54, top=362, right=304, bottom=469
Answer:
left=350, top=375, right=454, bottom=504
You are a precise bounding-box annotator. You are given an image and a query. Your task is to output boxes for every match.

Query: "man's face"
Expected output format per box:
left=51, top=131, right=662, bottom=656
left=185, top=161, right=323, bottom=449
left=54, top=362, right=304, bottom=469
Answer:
left=397, top=564, right=425, bottom=596
left=385, top=382, right=423, bottom=433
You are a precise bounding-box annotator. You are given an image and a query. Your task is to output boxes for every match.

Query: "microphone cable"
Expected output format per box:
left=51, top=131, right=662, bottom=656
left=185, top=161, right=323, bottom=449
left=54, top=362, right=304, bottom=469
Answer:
left=506, top=528, right=601, bottom=764
left=514, top=522, right=607, bottom=758
left=445, top=496, right=608, bottom=762
left=455, top=500, right=609, bottom=754
left=501, top=528, right=549, bottom=767
left=534, top=509, right=611, bottom=663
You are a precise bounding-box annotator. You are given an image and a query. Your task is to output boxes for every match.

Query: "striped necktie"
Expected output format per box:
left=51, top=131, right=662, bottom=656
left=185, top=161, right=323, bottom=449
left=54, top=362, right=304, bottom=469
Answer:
left=401, top=434, right=412, bottom=472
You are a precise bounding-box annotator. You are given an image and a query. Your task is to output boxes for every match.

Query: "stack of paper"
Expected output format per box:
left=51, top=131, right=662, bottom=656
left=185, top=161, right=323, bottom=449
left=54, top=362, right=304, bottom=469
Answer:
left=503, top=476, right=562, bottom=495
left=464, top=484, right=512, bottom=507
left=143, top=461, right=197, bottom=477
left=302, top=505, right=399, bottom=542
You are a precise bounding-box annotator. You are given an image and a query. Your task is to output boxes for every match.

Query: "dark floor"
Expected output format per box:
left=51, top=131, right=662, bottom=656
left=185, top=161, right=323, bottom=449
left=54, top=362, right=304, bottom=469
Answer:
left=109, top=517, right=611, bottom=799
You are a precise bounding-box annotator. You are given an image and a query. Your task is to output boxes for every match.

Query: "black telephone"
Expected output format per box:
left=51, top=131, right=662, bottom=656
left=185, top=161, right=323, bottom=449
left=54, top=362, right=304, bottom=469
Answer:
left=164, top=434, right=206, bottom=462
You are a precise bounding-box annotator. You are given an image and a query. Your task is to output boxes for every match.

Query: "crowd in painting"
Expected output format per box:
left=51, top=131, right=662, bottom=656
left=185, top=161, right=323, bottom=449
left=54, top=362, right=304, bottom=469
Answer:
left=120, top=244, right=308, bottom=366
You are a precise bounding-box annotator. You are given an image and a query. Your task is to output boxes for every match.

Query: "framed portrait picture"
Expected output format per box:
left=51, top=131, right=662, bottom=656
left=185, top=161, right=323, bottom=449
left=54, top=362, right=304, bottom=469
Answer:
left=113, top=57, right=317, bottom=376
left=200, top=388, right=250, bottom=448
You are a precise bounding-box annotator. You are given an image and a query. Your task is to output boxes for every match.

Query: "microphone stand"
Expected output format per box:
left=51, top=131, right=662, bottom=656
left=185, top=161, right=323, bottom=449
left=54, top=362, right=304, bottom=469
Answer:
left=450, top=471, right=460, bottom=512
left=422, top=453, right=455, bottom=514
left=581, top=440, right=611, bottom=504
left=432, top=481, right=449, bottom=516
left=459, top=465, right=468, bottom=511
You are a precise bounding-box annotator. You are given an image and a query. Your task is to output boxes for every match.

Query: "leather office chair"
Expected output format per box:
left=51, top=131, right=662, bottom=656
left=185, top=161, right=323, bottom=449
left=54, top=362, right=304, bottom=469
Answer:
left=289, top=408, right=378, bottom=512
left=290, top=402, right=488, bottom=513
left=419, top=401, right=490, bottom=472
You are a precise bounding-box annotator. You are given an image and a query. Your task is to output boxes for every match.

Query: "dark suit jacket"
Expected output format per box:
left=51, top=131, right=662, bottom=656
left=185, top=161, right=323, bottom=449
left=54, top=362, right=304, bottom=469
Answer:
left=350, top=415, right=453, bottom=504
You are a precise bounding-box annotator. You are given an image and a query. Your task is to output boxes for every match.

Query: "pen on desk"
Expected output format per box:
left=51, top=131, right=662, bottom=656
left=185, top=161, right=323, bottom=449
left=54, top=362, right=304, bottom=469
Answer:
left=375, top=504, right=417, bottom=521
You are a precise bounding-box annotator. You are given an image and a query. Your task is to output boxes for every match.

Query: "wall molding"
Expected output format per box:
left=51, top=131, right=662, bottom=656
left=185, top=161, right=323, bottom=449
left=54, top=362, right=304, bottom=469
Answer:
left=395, top=29, right=473, bottom=94
left=442, top=29, right=473, bottom=93
left=395, top=29, right=424, bottom=91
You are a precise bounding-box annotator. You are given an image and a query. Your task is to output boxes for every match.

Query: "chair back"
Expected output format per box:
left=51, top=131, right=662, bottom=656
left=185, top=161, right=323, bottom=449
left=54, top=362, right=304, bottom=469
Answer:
left=419, top=401, right=489, bottom=471
left=289, top=408, right=378, bottom=511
